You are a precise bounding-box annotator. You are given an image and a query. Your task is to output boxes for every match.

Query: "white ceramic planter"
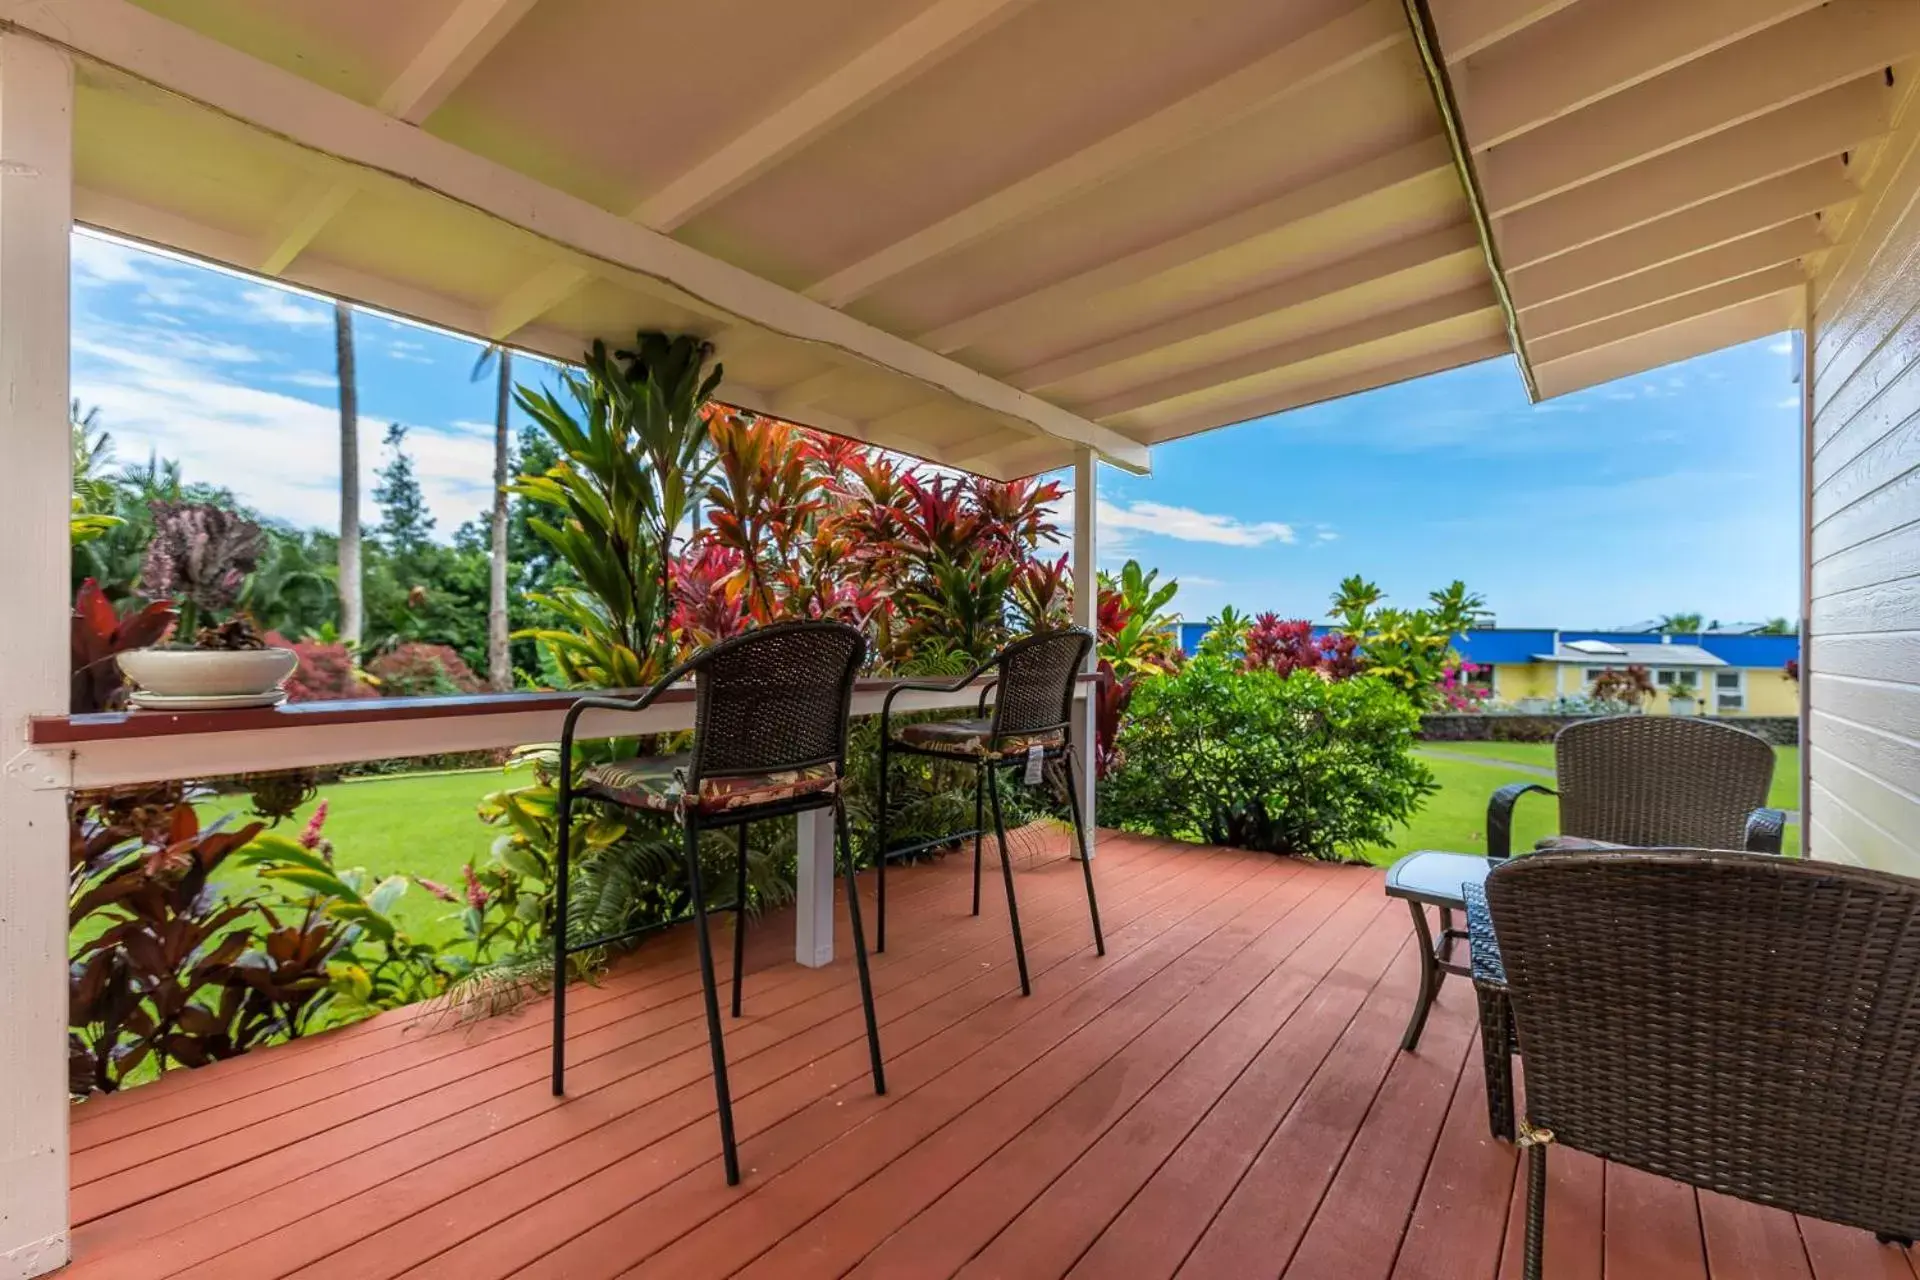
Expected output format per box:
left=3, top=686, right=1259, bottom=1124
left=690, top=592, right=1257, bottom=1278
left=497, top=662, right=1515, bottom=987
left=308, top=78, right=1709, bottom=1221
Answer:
left=117, top=646, right=299, bottom=698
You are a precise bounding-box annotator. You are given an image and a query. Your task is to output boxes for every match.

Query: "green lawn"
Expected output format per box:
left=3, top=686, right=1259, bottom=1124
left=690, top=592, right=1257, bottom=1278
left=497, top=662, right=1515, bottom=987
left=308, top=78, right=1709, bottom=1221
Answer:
left=190, top=742, right=1801, bottom=922
left=1418, top=740, right=1802, bottom=811
left=205, top=765, right=532, bottom=946
left=1363, top=743, right=1804, bottom=866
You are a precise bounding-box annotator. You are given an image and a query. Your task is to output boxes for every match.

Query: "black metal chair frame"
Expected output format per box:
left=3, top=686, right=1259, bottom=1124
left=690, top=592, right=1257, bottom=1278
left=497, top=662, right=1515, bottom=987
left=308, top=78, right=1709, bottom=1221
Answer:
left=874, top=628, right=1104, bottom=995
left=550, top=620, right=886, bottom=1186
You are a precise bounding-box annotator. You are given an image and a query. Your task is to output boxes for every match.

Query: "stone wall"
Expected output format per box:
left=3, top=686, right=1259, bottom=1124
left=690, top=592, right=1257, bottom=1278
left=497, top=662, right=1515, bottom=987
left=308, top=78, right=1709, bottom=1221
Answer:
left=1420, top=713, right=1800, bottom=746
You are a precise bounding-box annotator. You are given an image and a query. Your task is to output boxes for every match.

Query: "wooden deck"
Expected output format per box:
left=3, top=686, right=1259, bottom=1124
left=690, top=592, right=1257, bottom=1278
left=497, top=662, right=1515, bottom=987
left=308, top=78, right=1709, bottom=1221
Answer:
left=67, top=833, right=1916, bottom=1280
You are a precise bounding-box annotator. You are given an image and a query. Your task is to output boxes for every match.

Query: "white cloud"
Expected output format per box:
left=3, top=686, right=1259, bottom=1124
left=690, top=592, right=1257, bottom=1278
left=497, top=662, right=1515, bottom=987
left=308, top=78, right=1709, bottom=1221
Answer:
left=72, top=335, right=493, bottom=535
left=242, top=286, right=330, bottom=329
left=1099, top=499, right=1295, bottom=547
left=386, top=338, right=434, bottom=364
left=278, top=371, right=340, bottom=390
left=71, top=234, right=152, bottom=285
left=1769, top=337, right=1795, bottom=355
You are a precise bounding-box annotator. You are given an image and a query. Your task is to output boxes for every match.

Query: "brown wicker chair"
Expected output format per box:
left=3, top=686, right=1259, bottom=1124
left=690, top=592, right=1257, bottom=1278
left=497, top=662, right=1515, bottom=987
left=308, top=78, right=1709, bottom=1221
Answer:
left=1478, top=850, right=1920, bottom=1280
left=1488, top=713, right=1786, bottom=858
left=550, top=621, right=885, bottom=1186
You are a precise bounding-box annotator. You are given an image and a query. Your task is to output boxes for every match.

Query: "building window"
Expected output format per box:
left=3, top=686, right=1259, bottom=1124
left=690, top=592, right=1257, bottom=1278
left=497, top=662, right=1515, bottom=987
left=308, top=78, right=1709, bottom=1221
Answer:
left=1656, top=669, right=1699, bottom=691
left=1714, top=670, right=1744, bottom=713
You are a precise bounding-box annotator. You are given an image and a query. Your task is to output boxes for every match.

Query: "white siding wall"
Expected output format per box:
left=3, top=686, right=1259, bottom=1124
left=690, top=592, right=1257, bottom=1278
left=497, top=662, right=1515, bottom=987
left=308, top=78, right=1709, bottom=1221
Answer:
left=1810, top=100, right=1920, bottom=872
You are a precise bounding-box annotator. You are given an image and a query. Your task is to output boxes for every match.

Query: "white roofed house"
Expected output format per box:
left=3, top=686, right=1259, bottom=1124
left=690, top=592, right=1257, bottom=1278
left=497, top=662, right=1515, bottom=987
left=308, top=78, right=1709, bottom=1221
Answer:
left=5, top=2, right=1920, bottom=1275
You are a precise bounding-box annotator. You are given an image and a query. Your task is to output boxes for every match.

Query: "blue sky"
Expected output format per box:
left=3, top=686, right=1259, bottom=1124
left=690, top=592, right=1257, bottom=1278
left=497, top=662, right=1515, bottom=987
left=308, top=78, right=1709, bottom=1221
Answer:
left=72, top=229, right=1800, bottom=629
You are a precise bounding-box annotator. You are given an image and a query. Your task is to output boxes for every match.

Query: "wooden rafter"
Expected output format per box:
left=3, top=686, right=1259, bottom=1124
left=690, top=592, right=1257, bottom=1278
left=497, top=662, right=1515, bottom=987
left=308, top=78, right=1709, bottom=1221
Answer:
left=801, top=3, right=1409, bottom=308
left=915, top=136, right=1454, bottom=355
left=1009, top=222, right=1482, bottom=390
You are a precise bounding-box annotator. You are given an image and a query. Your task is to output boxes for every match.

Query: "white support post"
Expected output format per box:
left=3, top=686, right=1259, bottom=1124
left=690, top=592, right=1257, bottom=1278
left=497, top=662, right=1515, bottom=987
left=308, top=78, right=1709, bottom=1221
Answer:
left=0, top=34, right=74, bottom=1280
left=1069, top=447, right=1098, bottom=859
left=793, top=808, right=836, bottom=967
left=1798, top=292, right=1815, bottom=854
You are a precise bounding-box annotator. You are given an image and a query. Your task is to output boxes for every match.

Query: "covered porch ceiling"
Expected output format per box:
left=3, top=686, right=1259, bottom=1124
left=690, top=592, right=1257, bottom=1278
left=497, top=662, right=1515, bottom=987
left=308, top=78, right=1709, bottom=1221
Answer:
left=9, top=0, right=1920, bottom=478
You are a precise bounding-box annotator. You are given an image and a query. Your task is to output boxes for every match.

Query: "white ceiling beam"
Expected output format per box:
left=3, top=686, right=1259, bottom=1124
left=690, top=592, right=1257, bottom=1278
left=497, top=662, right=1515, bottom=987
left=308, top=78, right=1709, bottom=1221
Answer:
left=1427, top=0, right=1577, bottom=62
left=481, top=0, right=1034, bottom=338
left=637, top=0, right=1035, bottom=233
left=24, top=0, right=1150, bottom=470
left=1506, top=162, right=1855, bottom=308
left=379, top=0, right=540, bottom=124
left=1494, top=78, right=1889, bottom=270
left=1527, top=264, right=1807, bottom=365
left=1521, top=219, right=1829, bottom=339
left=1477, top=0, right=1920, bottom=215
left=75, top=188, right=578, bottom=360
left=1011, top=222, right=1482, bottom=391
left=1455, top=0, right=1826, bottom=149
left=802, top=2, right=1409, bottom=308
left=1140, top=334, right=1516, bottom=443
left=1077, top=285, right=1499, bottom=419
left=251, top=0, right=540, bottom=277
left=255, top=173, right=357, bottom=274
left=1533, top=290, right=1802, bottom=398
left=945, top=425, right=1038, bottom=473
left=768, top=366, right=864, bottom=418
left=916, top=136, right=1454, bottom=355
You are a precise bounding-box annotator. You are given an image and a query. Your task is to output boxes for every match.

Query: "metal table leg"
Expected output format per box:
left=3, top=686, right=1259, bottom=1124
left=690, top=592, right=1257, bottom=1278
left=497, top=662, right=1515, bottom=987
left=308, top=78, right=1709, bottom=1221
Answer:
left=1401, top=899, right=1440, bottom=1052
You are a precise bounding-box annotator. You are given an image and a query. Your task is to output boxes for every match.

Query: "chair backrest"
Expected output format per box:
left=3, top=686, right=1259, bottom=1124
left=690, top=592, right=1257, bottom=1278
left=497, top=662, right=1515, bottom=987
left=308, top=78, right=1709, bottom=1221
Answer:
left=1488, top=850, right=1920, bottom=1241
left=686, top=620, right=865, bottom=781
left=989, top=628, right=1093, bottom=742
left=1554, top=714, right=1774, bottom=848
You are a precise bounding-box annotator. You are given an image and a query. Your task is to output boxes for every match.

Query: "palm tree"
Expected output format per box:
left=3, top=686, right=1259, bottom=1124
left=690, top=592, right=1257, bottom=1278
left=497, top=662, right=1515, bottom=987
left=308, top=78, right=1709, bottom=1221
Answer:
left=335, top=301, right=362, bottom=648
left=471, top=343, right=513, bottom=691
left=1657, top=611, right=1704, bottom=635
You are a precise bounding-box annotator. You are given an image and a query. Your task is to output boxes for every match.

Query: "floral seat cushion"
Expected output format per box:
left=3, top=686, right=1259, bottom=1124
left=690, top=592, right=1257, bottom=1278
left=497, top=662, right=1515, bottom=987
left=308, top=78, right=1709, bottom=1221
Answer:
left=581, top=754, right=839, bottom=815
left=894, top=718, right=1066, bottom=760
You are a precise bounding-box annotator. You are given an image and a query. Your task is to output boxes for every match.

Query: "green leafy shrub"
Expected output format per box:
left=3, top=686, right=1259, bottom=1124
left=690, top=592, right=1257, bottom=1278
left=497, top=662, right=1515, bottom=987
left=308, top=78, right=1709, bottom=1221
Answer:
left=1102, top=656, right=1435, bottom=859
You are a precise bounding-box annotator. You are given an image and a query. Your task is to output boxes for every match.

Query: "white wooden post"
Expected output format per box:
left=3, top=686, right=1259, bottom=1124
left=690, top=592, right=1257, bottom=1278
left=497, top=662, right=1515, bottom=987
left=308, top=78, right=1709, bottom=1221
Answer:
left=1069, top=447, right=1098, bottom=859
left=0, top=33, right=74, bottom=1280
left=793, top=808, right=836, bottom=967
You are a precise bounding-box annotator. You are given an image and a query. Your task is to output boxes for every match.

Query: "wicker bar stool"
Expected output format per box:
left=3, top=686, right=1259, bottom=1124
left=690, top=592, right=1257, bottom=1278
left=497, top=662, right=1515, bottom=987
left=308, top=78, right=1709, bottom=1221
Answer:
left=1479, top=850, right=1920, bottom=1279
left=874, top=628, right=1104, bottom=994
left=549, top=621, right=885, bottom=1186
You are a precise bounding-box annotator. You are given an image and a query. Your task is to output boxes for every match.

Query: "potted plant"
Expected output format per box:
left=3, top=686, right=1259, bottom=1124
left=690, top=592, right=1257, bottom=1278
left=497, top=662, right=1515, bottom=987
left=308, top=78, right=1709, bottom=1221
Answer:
left=1667, top=673, right=1699, bottom=715
left=114, top=501, right=298, bottom=707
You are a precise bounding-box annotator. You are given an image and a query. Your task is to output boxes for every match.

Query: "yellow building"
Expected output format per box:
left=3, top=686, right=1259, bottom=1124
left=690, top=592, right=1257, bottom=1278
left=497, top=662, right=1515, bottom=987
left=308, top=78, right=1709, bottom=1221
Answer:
left=1457, top=630, right=1801, bottom=718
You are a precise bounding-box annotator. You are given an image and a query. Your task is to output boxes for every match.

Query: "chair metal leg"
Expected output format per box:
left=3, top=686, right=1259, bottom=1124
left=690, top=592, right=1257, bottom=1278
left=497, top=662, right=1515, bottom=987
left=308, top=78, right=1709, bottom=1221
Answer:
left=1062, top=746, right=1105, bottom=956
left=1400, top=900, right=1440, bottom=1053
left=834, top=798, right=887, bottom=1097
left=876, top=734, right=890, bottom=954
left=1523, top=1137, right=1548, bottom=1280
left=972, top=765, right=985, bottom=917
left=683, top=818, right=740, bottom=1185
left=730, top=823, right=749, bottom=1018
left=986, top=766, right=1031, bottom=996
left=550, top=761, right=574, bottom=1097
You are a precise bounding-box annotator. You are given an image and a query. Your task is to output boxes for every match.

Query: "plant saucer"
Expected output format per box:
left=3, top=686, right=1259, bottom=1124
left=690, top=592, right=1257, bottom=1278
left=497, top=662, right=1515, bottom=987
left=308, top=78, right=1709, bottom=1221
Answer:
left=127, top=689, right=289, bottom=711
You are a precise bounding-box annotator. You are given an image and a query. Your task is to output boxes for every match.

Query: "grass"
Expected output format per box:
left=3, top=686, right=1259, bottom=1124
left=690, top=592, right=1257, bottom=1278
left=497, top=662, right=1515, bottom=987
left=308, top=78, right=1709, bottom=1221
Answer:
left=1358, top=743, right=1805, bottom=865
left=1417, top=740, right=1802, bottom=812
left=185, top=740, right=1802, bottom=929
left=204, top=765, right=532, bottom=946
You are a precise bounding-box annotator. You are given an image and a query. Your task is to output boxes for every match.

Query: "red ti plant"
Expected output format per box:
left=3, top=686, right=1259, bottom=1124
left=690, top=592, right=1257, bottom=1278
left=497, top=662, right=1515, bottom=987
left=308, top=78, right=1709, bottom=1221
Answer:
left=68, top=793, right=271, bottom=1093
left=71, top=577, right=177, bottom=712
left=1242, top=613, right=1360, bottom=681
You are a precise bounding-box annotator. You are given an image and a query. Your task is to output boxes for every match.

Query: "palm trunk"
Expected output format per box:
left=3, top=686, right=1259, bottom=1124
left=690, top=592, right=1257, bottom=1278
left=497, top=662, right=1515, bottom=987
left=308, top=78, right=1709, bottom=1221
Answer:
left=488, top=349, right=512, bottom=690
left=334, top=301, right=362, bottom=647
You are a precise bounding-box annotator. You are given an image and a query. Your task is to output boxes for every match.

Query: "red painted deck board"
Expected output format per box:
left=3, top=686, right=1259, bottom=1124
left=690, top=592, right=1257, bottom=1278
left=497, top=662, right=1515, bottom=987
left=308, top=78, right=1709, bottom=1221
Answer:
left=63, top=834, right=1916, bottom=1279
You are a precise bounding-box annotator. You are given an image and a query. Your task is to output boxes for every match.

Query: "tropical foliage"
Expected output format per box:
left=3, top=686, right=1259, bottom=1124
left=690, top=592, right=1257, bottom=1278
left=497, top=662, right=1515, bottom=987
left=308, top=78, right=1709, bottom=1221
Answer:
left=1103, top=656, right=1434, bottom=859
